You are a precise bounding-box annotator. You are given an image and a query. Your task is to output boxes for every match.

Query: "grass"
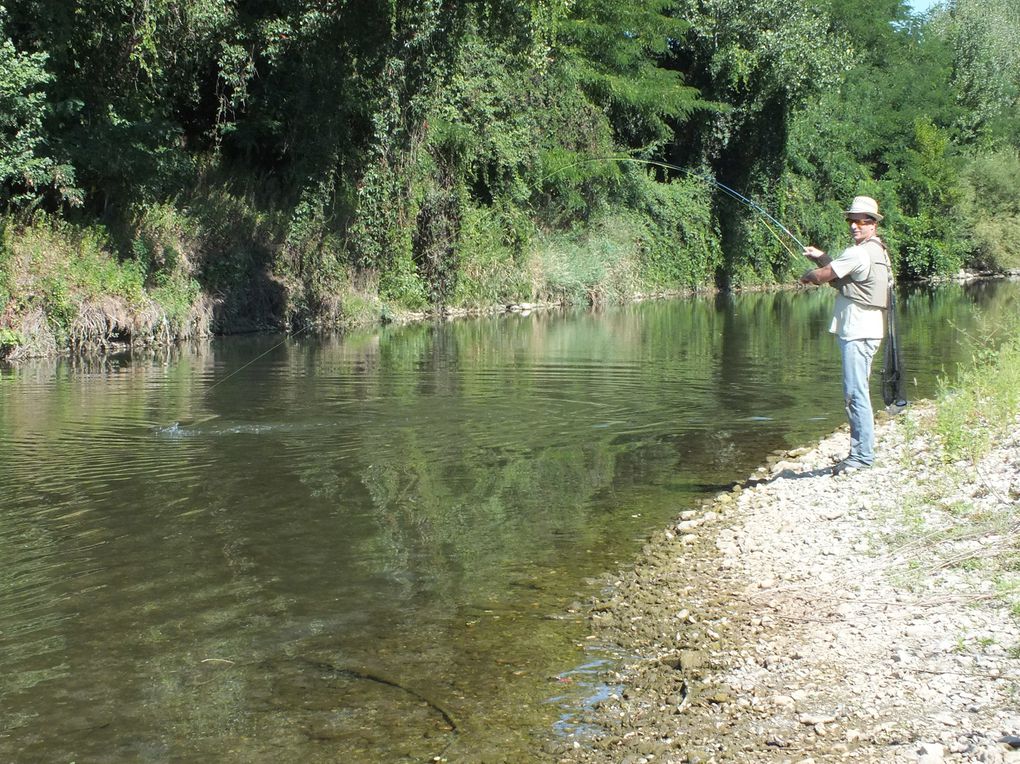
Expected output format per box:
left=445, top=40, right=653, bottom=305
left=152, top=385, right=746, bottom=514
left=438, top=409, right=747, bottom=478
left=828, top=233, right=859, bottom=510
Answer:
left=934, top=316, right=1020, bottom=463
left=875, top=315, right=1020, bottom=619
left=449, top=204, right=533, bottom=308
left=532, top=213, right=645, bottom=305
left=0, top=327, right=21, bottom=359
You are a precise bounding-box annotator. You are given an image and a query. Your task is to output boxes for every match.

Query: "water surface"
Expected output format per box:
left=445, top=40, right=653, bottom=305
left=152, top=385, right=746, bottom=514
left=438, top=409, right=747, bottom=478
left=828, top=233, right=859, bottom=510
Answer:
left=1, top=282, right=1016, bottom=761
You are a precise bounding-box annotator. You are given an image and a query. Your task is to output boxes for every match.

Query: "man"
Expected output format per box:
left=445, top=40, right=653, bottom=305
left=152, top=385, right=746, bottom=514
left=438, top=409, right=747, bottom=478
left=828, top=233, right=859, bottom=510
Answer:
left=800, top=196, right=893, bottom=476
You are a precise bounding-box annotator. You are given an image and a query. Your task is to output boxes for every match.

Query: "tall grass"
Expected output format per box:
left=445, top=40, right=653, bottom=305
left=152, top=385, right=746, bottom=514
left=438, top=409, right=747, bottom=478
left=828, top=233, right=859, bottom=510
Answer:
left=935, top=316, right=1020, bottom=462
left=532, top=214, right=645, bottom=305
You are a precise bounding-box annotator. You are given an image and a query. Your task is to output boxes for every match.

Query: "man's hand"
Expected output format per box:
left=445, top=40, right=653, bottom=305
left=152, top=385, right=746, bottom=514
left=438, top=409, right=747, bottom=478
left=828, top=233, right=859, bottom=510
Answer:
left=803, top=246, right=826, bottom=261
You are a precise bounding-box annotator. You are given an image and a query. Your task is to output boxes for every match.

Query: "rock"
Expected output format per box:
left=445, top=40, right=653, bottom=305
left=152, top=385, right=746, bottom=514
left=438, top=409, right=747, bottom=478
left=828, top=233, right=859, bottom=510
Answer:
left=799, top=713, right=837, bottom=726
left=676, top=650, right=708, bottom=672
left=637, top=739, right=666, bottom=756
left=917, top=741, right=945, bottom=763
left=771, top=694, right=797, bottom=710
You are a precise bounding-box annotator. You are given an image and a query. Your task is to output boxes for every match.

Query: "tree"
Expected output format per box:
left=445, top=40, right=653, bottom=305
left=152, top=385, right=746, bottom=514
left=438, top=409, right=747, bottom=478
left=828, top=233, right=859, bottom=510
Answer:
left=555, top=0, right=706, bottom=154
left=942, top=0, right=1020, bottom=147
left=0, top=8, right=79, bottom=208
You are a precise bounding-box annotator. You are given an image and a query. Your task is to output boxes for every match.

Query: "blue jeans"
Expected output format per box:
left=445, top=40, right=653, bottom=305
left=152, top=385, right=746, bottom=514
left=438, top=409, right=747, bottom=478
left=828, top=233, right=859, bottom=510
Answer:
left=839, top=337, right=880, bottom=465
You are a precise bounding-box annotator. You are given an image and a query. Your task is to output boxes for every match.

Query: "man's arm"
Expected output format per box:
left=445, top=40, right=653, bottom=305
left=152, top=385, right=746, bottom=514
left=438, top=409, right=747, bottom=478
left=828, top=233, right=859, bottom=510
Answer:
left=801, top=245, right=836, bottom=284
left=800, top=264, right=837, bottom=285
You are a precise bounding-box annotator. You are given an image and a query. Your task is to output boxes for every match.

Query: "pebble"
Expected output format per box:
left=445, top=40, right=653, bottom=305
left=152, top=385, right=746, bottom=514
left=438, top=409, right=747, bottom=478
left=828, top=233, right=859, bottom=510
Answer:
left=772, top=694, right=796, bottom=709
left=799, top=713, right=837, bottom=726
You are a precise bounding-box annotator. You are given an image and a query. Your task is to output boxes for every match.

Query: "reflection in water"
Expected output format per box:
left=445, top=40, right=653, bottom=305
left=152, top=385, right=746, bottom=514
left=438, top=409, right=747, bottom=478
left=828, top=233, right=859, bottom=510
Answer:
left=1, top=282, right=1017, bottom=761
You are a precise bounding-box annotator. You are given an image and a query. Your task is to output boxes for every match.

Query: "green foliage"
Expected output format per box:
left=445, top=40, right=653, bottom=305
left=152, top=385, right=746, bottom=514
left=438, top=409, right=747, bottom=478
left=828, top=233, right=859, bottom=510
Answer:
left=0, top=326, right=20, bottom=357
left=2, top=215, right=140, bottom=338
left=450, top=204, right=534, bottom=307
left=894, top=118, right=965, bottom=278
left=629, top=172, right=722, bottom=288
left=1, top=207, right=212, bottom=346
left=777, top=0, right=1010, bottom=281
left=667, top=0, right=849, bottom=280
left=534, top=213, right=646, bottom=303
left=0, top=10, right=80, bottom=208
left=960, top=149, right=1020, bottom=271
left=2, top=0, right=1019, bottom=353
left=379, top=251, right=429, bottom=309
left=129, top=202, right=204, bottom=324
left=943, top=0, right=1020, bottom=147
left=0, top=216, right=10, bottom=304
left=2, top=0, right=216, bottom=207
left=671, top=0, right=845, bottom=164
left=536, top=148, right=623, bottom=226
left=556, top=0, right=706, bottom=152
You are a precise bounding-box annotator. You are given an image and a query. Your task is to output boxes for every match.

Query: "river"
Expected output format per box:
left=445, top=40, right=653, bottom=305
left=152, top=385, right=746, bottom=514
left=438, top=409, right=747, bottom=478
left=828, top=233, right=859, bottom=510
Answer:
left=1, top=281, right=1017, bottom=762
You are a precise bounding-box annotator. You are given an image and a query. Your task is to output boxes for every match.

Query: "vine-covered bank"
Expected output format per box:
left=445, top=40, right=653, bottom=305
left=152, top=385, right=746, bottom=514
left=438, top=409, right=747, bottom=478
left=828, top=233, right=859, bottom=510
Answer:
left=1, top=0, right=1019, bottom=358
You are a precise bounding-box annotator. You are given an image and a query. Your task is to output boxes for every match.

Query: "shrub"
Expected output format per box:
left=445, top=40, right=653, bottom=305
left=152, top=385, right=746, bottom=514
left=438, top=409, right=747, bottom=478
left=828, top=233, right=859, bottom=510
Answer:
left=960, top=150, right=1020, bottom=271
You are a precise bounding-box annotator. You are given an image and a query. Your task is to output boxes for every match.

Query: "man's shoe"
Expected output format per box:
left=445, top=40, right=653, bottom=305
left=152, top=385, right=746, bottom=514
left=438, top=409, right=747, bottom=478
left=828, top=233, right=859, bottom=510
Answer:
left=832, top=459, right=869, bottom=476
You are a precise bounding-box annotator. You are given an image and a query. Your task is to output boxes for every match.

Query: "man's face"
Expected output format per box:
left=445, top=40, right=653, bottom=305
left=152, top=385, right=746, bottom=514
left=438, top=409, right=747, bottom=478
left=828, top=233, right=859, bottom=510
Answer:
left=848, top=215, right=877, bottom=244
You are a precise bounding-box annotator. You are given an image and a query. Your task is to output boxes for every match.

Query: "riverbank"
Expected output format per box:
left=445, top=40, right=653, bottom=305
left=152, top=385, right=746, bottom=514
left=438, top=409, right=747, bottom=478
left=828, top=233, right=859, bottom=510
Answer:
left=554, top=399, right=1020, bottom=763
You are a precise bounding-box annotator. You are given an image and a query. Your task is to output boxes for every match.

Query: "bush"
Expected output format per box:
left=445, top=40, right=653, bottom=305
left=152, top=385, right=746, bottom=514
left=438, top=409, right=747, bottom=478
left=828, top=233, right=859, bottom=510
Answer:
left=960, top=150, right=1020, bottom=271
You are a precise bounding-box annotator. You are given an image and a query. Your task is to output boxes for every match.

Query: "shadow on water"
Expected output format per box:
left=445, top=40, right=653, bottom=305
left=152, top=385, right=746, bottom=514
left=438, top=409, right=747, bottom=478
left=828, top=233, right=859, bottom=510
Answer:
left=1, top=280, right=1017, bottom=761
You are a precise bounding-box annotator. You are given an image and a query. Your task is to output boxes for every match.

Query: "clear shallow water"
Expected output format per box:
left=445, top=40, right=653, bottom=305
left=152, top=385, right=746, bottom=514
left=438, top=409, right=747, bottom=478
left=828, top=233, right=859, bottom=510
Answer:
left=1, top=282, right=1017, bottom=762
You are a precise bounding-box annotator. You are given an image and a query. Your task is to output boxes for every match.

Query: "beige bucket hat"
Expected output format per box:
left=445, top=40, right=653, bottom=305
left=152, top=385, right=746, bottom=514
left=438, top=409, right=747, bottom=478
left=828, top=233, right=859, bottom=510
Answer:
left=844, top=196, right=883, bottom=221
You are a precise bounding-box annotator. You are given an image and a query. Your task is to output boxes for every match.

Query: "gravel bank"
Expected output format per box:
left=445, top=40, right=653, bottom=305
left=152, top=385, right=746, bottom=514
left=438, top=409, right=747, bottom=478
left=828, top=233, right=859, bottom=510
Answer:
left=555, top=403, right=1020, bottom=764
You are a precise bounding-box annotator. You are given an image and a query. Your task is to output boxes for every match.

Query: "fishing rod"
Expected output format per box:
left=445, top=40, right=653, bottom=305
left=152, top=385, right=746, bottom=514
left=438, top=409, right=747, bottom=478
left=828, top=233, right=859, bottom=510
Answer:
left=543, top=156, right=915, bottom=408
left=541, top=156, right=807, bottom=256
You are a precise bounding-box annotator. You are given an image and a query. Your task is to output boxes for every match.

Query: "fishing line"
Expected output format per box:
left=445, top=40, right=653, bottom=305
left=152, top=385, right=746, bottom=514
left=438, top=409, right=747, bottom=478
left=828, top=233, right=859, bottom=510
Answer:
left=159, top=326, right=307, bottom=430
left=202, top=327, right=306, bottom=396
left=171, top=156, right=803, bottom=424
left=540, top=155, right=807, bottom=255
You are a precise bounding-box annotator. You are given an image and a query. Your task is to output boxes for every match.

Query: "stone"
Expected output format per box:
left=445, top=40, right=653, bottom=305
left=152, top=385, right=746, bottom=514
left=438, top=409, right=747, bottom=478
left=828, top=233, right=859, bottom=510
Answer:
left=918, top=742, right=945, bottom=758
left=771, top=694, right=797, bottom=709
left=799, top=713, right=837, bottom=726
